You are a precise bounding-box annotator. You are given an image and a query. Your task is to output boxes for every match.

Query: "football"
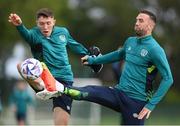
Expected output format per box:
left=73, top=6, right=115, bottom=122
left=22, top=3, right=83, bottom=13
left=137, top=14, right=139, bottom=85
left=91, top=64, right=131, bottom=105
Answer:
left=20, top=58, right=43, bottom=80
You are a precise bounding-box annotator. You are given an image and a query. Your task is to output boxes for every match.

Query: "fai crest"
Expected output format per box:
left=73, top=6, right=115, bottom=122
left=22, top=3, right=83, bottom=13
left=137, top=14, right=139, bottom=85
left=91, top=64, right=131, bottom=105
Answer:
left=59, top=35, right=66, bottom=42
left=140, top=49, right=148, bottom=57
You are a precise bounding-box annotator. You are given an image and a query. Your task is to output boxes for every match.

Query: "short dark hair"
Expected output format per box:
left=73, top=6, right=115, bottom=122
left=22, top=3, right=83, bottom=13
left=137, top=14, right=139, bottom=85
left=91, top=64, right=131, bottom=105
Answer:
left=140, top=10, right=156, bottom=23
left=36, top=8, right=54, bottom=19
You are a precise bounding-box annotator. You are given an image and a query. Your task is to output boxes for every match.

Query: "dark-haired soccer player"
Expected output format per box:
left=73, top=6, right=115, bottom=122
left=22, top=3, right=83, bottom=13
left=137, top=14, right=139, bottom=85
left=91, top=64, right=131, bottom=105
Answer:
left=8, top=8, right=96, bottom=125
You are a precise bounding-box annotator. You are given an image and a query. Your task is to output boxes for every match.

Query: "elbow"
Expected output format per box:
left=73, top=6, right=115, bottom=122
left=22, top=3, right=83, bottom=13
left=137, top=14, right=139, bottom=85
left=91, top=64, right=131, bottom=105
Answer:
left=163, top=75, right=173, bottom=87
left=167, top=76, right=174, bottom=86
left=170, top=77, right=174, bottom=85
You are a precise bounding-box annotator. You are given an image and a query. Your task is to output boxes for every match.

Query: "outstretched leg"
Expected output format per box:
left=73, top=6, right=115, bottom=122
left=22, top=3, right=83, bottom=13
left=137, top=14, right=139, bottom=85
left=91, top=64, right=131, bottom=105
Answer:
left=31, top=63, right=121, bottom=112
left=64, top=86, right=121, bottom=112
left=27, top=62, right=119, bottom=112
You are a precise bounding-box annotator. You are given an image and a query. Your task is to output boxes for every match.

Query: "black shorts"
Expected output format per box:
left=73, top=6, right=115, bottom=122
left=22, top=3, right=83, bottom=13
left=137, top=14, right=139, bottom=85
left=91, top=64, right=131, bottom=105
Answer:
left=53, top=78, right=73, bottom=114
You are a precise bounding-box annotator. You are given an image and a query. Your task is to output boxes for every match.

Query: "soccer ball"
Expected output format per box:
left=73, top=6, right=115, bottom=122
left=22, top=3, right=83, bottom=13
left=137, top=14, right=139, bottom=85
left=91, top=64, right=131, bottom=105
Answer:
left=20, top=58, right=43, bottom=80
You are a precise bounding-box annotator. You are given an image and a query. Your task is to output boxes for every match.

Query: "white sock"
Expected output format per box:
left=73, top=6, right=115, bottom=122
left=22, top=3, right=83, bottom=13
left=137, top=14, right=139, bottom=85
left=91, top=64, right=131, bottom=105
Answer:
left=55, top=81, right=64, bottom=92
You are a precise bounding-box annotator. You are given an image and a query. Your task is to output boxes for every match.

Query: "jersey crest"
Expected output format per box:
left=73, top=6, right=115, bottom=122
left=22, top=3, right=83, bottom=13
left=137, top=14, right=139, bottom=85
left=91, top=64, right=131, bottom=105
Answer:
left=140, top=49, right=148, bottom=57
left=59, top=35, right=66, bottom=42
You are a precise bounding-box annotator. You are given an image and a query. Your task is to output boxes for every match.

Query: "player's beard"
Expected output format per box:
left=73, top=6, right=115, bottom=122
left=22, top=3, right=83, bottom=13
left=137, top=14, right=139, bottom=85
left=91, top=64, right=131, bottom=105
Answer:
left=135, top=27, right=146, bottom=37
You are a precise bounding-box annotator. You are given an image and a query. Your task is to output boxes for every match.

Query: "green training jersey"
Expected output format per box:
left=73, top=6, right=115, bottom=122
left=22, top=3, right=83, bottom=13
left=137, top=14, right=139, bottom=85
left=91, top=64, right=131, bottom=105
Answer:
left=9, top=88, right=33, bottom=114
left=88, top=35, right=173, bottom=111
left=16, top=25, right=89, bottom=82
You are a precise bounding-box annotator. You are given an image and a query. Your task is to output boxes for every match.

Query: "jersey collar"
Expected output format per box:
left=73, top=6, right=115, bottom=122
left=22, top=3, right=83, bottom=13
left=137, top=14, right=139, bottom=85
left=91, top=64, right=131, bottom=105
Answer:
left=137, top=35, right=153, bottom=43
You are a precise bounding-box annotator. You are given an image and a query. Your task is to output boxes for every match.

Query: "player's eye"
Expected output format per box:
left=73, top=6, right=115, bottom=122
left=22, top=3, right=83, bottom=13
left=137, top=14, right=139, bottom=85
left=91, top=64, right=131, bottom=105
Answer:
left=47, top=22, right=51, bottom=25
left=38, top=22, right=44, bottom=26
left=139, top=19, right=144, bottom=23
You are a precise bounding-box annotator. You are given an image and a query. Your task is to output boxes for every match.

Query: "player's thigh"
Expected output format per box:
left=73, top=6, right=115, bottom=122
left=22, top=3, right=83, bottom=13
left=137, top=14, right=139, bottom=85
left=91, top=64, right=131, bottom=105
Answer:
left=118, top=91, right=146, bottom=125
left=53, top=94, right=72, bottom=125
left=53, top=107, right=70, bottom=125
left=53, top=79, right=73, bottom=125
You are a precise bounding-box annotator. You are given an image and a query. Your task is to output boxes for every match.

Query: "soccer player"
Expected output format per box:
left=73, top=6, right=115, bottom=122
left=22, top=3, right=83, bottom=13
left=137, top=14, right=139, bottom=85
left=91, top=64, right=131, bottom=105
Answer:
left=37, top=10, right=173, bottom=125
left=9, top=80, right=34, bottom=126
left=8, top=8, right=91, bottom=125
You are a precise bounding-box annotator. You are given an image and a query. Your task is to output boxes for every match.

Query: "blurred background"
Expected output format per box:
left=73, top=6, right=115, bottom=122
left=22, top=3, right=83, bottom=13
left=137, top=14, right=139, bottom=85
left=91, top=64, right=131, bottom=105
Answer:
left=0, top=0, right=180, bottom=125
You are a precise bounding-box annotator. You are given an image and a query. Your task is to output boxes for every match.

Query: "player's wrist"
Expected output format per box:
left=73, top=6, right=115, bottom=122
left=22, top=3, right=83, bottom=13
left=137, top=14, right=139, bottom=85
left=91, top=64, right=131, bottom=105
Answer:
left=16, top=23, right=23, bottom=28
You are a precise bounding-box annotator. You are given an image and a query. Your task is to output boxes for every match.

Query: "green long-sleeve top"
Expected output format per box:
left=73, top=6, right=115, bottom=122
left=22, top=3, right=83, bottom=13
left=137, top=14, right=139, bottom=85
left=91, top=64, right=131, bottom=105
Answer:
left=9, top=88, right=33, bottom=114
left=16, top=24, right=89, bottom=82
left=88, top=35, right=173, bottom=111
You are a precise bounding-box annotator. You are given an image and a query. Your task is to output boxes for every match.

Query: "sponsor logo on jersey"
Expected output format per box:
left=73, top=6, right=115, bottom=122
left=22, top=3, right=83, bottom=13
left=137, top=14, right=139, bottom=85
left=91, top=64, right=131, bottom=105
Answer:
left=59, top=35, right=66, bottom=42
left=140, top=49, right=148, bottom=57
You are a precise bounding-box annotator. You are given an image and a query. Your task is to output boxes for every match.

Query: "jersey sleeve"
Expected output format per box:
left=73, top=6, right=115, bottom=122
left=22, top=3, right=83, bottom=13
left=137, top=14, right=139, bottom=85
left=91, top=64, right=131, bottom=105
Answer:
left=65, top=28, right=89, bottom=56
left=145, top=47, right=173, bottom=111
left=16, top=24, right=38, bottom=45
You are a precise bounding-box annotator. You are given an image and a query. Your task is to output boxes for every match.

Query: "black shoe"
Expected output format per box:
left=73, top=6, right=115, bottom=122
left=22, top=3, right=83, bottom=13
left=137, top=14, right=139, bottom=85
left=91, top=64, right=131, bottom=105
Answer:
left=88, top=46, right=103, bottom=73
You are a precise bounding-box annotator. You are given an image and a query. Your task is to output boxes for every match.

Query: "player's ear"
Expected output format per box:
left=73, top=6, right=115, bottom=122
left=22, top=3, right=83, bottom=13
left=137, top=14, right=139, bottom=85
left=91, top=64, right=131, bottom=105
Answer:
left=53, top=19, right=56, bottom=25
left=147, top=23, right=152, bottom=31
left=148, top=20, right=155, bottom=30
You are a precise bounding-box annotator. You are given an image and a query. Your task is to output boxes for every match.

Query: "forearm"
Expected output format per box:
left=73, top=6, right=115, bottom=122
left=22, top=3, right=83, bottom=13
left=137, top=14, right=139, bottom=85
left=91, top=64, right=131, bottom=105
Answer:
left=16, top=24, right=33, bottom=43
left=88, top=49, right=124, bottom=65
left=145, top=77, right=173, bottom=111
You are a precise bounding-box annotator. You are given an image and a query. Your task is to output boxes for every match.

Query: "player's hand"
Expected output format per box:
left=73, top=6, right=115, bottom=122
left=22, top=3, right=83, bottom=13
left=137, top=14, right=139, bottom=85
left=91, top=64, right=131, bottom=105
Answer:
left=137, top=107, right=151, bottom=119
left=8, top=13, right=22, bottom=26
left=81, top=55, right=89, bottom=65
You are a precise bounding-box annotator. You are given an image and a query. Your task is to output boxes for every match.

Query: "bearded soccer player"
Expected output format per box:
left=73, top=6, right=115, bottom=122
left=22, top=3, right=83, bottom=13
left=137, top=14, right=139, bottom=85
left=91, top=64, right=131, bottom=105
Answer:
left=36, top=10, right=173, bottom=125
